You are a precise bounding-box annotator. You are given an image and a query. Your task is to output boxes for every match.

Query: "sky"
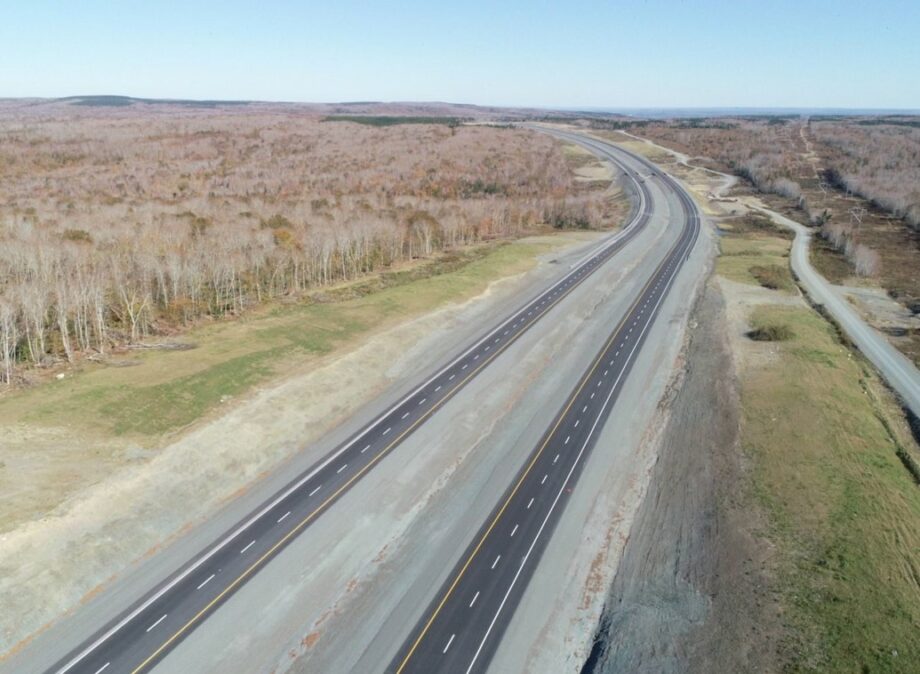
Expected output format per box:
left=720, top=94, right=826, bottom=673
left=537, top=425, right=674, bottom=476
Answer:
left=2, top=0, right=919, bottom=109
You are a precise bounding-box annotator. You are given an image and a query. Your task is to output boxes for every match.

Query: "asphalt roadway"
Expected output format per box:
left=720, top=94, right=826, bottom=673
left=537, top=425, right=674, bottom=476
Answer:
left=388, top=128, right=701, bottom=674
left=44, top=132, right=658, bottom=674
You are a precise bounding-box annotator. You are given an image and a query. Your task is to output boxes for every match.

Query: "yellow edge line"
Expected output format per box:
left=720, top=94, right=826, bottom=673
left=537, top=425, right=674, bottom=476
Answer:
left=395, top=238, right=670, bottom=673
left=129, top=227, right=638, bottom=673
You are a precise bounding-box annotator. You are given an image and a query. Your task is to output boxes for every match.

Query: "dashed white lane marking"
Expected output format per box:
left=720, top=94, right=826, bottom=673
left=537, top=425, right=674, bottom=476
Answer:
left=470, top=591, right=480, bottom=608
left=419, top=398, right=427, bottom=405
left=361, top=444, right=371, bottom=453
left=240, top=540, right=255, bottom=554
left=510, top=524, right=519, bottom=537
left=435, top=385, right=442, bottom=392
left=574, top=419, right=580, bottom=428
left=337, top=464, right=348, bottom=474
left=473, top=354, right=480, bottom=360
left=449, top=374, right=455, bottom=380
left=527, top=497, right=535, bottom=509
left=146, top=614, right=167, bottom=633
left=597, top=380, right=603, bottom=387
left=494, top=337, right=500, bottom=343
left=582, top=405, right=588, bottom=413
left=590, top=392, right=595, bottom=399
left=94, top=664, right=110, bottom=674
left=309, top=486, right=321, bottom=496
left=277, top=511, right=291, bottom=523
left=401, top=412, right=409, bottom=419
left=615, top=350, right=620, bottom=357
left=491, top=555, right=501, bottom=569
left=553, top=454, right=559, bottom=464
left=484, top=346, right=490, bottom=352
left=564, top=435, right=570, bottom=444
left=604, top=369, right=609, bottom=376
left=383, top=427, right=391, bottom=435
left=462, top=364, right=468, bottom=370
left=541, top=474, right=548, bottom=484
left=197, top=573, right=215, bottom=590
left=504, top=330, right=509, bottom=335
left=443, top=634, right=455, bottom=654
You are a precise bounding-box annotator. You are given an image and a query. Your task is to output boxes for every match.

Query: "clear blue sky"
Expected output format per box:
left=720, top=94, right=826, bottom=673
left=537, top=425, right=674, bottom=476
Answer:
left=2, top=0, right=918, bottom=108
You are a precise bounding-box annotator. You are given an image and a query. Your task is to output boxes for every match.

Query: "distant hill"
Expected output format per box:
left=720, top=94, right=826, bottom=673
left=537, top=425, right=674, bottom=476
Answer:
left=58, top=95, right=252, bottom=108
left=0, top=96, right=628, bottom=121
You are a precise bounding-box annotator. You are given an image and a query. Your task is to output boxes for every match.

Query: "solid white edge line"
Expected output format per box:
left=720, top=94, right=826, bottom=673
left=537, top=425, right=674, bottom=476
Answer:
left=53, top=130, right=651, bottom=674
left=463, top=158, right=695, bottom=674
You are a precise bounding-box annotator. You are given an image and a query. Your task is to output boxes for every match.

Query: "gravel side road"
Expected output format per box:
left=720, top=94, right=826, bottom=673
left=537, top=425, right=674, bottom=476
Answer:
left=756, top=207, right=920, bottom=417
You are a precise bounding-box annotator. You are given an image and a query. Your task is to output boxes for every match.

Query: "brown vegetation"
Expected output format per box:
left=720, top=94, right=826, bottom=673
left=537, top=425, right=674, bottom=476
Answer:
left=0, top=106, right=615, bottom=385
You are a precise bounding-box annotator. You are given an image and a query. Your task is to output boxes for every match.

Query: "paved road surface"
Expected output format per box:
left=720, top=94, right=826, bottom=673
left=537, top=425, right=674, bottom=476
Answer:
left=389, top=129, right=701, bottom=674
left=760, top=207, right=920, bottom=417
left=44, top=133, right=654, bottom=674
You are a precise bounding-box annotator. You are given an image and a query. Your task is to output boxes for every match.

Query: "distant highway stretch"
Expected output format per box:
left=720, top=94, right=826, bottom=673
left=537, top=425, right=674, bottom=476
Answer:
left=389, top=128, right=701, bottom=674
left=48, top=131, right=655, bottom=674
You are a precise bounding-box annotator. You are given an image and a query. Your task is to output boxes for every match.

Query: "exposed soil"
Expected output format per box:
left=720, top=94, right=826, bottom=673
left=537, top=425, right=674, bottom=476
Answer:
left=582, top=279, right=780, bottom=674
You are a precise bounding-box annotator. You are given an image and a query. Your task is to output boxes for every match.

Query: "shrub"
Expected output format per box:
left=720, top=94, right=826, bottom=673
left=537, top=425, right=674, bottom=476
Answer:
left=748, top=321, right=794, bottom=341
left=750, top=264, right=793, bottom=291
left=61, top=228, right=92, bottom=244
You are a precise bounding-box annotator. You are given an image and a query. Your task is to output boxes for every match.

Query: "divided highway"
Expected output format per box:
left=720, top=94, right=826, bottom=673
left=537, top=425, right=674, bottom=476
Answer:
left=389, top=129, right=701, bottom=674
left=47, top=133, right=655, bottom=674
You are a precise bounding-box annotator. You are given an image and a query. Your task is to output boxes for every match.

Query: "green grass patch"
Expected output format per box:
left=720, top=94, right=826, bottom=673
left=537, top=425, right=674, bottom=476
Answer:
left=0, top=235, right=581, bottom=440
left=741, top=303, right=920, bottom=671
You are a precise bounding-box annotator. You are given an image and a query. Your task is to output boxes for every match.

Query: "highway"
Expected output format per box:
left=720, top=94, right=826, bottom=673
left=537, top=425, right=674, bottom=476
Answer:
left=388, top=128, right=701, bottom=674
left=44, top=131, right=658, bottom=674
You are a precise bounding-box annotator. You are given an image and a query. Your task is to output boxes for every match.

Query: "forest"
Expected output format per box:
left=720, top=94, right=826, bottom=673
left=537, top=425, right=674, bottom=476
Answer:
left=620, top=116, right=920, bottom=292
left=0, top=106, right=612, bottom=384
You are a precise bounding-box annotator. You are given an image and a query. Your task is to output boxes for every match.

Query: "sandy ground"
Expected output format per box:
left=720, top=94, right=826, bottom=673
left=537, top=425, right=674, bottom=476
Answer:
left=0, top=230, right=609, bottom=662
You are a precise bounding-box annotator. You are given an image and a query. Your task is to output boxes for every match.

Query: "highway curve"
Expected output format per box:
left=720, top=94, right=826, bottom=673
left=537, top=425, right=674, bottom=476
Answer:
left=44, top=131, right=656, bottom=674
left=389, top=129, right=701, bottom=674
